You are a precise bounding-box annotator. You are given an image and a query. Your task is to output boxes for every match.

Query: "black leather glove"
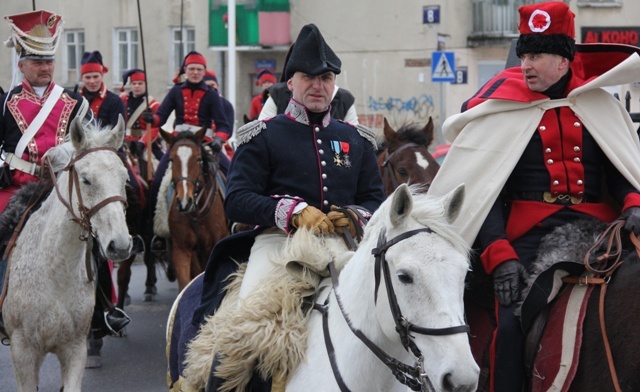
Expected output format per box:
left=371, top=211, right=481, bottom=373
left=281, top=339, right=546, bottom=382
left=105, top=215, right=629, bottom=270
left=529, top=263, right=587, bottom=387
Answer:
left=210, top=136, right=224, bottom=153
left=622, top=206, right=640, bottom=235
left=492, top=259, right=528, bottom=307
left=141, top=108, right=155, bottom=126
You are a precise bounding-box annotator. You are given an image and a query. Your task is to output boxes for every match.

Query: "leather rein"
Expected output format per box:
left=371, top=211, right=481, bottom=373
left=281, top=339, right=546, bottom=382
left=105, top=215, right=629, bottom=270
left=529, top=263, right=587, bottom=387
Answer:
left=562, top=219, right=640, bottom=392
left=47, top=146, right=128, bottom=281
left=170, top=139, right=218, bottom=221
left=317, top=227, right=470, bottom=392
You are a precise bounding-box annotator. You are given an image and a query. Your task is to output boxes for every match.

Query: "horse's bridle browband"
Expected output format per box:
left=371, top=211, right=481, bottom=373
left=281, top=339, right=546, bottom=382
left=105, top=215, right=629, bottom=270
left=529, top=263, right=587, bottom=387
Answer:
left=170, top=139, right=218, bottom=221
left=47, top=146, right=128, bottom=280
left=319, top=227, right=470, bottom=392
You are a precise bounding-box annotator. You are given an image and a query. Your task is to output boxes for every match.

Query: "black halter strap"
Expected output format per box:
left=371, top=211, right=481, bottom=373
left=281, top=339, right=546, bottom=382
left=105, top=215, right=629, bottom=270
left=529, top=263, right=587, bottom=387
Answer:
left=319, top=227, right=470, bottom=391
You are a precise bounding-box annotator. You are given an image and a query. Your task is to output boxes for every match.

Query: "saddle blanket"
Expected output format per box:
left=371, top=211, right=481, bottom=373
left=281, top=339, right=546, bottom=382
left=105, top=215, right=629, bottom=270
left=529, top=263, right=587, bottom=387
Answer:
left=530, top=282, right=594, bottom=392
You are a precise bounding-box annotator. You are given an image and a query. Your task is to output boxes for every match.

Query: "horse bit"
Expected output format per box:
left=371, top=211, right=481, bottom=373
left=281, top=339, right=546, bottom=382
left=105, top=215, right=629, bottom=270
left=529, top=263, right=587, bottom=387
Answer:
left=317, top=227, right=470, bottom=392
left=47, top=147, right=128, bottom=280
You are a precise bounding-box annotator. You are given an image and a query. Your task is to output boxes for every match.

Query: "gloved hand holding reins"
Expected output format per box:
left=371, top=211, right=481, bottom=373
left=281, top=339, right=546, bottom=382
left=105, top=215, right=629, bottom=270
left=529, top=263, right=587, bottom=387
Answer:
left=621, top=206, right=640, bottom=235
left=327, top=205, right=358, bottom=237
left=290, top=206, right=334, bottom=235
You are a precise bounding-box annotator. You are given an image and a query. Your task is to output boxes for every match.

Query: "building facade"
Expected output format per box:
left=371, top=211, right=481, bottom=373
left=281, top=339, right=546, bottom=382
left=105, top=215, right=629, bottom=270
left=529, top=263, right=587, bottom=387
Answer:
left=1, top=0, right=639, bottom=140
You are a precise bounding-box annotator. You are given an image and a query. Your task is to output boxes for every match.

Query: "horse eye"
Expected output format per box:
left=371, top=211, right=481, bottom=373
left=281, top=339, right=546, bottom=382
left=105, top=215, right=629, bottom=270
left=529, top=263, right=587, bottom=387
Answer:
left=81, top=177, right=91, bottom=185
left=397, top=168, right=408, bottom=177
left=397, top=271, right=413, bottom=284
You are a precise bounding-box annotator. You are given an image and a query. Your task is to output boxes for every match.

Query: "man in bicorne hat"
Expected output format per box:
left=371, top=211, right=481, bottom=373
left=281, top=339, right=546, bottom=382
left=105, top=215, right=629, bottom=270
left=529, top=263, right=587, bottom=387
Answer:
left=428, top=2, right=640, bottom=390
left=0, top=10, right=89, bottom=212
left=179, top=23, right=384, bottom=391
left=258, top=44, right=359, bottom=125
left=80, top=50, right=125, bottom=128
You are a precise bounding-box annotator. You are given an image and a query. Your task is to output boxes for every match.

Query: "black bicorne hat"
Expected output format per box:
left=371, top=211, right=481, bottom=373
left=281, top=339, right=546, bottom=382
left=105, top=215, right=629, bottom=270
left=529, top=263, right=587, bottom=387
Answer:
left=283, top=24, right=341, bottom=81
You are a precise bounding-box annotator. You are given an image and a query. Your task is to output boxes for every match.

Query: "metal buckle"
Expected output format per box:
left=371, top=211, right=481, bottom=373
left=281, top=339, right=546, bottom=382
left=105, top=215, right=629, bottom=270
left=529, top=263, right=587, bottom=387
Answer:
left=543, top=191, right=582, bottom=205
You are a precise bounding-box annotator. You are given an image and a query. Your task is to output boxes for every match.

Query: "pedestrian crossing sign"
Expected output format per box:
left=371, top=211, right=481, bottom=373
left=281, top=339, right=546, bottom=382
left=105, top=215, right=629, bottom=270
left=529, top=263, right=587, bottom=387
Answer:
left=432, top=51, right=456, bottom=82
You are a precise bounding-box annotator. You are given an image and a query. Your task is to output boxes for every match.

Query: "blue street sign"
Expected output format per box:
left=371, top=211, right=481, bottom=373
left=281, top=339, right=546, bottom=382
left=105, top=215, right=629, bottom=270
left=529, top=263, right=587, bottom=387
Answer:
left=423, top=6, right=440, bottom=24
left=432, top=51, right=456, bottom=82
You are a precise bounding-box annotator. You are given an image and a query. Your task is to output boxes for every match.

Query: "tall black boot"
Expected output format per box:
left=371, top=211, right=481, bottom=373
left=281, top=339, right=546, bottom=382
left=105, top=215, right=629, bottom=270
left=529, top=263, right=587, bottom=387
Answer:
left=205, top=353, right=225, bottom=392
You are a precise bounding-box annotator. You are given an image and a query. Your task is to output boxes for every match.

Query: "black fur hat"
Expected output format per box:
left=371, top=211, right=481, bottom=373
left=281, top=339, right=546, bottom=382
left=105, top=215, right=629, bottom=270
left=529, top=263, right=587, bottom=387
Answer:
left=283, top=24, right=341, bottom=80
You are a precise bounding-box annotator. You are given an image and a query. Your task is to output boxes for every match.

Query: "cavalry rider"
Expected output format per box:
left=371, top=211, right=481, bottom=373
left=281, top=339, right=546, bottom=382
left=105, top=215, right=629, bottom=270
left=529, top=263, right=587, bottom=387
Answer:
left=119, top=68, right=163, bottom=163
left=141, top=51, right=232, bottom=255
left=80, top=50, right=126, bottom=127
left=428, top=2, right=640, bottom=391
left=203, top=69, right=235, bottom=161
left=191, top=23, right=385, bottom=390
left=0, top=10, right=88, bottom=212
left=248, top=68, right=276, bottom=121
left=258, top=44, right=359, bottom=125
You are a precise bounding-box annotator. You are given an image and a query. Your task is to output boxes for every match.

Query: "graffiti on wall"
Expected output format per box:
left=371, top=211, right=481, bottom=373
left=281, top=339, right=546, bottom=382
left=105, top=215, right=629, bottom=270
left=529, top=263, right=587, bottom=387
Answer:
left=359, top=94, right=435, bottom=128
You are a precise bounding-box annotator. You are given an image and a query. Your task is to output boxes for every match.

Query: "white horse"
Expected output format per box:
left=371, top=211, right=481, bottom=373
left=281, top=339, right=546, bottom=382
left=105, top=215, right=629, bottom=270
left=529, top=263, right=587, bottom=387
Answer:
left=2, top=116, right=132, bottom=392
left=285, top=184, right=479, bottom=392
left=177, top=183, right=479, bottom=392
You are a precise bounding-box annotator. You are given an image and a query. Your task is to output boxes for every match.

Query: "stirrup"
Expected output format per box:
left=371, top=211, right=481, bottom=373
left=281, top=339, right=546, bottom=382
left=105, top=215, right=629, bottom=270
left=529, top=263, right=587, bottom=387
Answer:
left=131, top=234, right=146, bottom=254
left=151, top=235, right=167, bottom=256
left=104, top=307, right=131, bottom=337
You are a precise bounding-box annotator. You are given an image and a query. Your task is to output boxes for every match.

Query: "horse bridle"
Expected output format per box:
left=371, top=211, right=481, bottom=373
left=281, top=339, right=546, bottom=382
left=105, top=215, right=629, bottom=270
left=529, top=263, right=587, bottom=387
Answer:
left=381, top=143, right=420, bottom=191
left=47, top=146, right=128, bottom=281
left=170, top=139, right=218, bottom=220
left=318, top=228, right=470, bottom=392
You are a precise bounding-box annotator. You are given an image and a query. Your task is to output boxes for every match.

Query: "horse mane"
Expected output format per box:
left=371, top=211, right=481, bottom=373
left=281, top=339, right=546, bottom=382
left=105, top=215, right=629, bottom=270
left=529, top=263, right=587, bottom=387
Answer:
left=82, top=120, right=121, bottom=148
left=366, top=185, right=469, bottom=259
left=173, top=131, right=217, bottom=176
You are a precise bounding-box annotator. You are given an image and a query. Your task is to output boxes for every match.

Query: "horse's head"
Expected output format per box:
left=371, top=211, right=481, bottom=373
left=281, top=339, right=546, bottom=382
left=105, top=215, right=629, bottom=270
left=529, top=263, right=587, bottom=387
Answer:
left=59, top=115, right=132, bottom=261
left=361, top=183, right=479, bottom=391
left=378, top=117, right=440, bottom=196
left=163, top=128, right=215, bottom=212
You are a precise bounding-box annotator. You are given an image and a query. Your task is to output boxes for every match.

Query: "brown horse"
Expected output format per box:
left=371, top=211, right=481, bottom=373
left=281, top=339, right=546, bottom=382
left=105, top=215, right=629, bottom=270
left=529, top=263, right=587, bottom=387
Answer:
left=160, top=128, right=230, bottom=291
left=377, top=117, right=440, bottom=196
left=466, top=219, right=640, bottom=391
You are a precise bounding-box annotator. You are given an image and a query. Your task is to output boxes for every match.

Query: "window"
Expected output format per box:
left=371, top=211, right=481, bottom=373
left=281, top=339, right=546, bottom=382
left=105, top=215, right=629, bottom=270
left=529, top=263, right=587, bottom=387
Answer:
left=113, top=28, right=139, bottom=84
left=62, top=30, right=85, bottom=86
left=170, top=27, right=195, bottom=81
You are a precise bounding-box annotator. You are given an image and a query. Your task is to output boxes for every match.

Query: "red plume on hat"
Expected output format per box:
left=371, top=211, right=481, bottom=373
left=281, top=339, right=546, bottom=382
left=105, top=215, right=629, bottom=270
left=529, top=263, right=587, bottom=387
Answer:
left=81, top=50, right=108, bottom=75
left=120, top=68, right=145, bottom=92
left=516, top=2, right=576, bottom=60
left=4, top=10, right=63, bottom=60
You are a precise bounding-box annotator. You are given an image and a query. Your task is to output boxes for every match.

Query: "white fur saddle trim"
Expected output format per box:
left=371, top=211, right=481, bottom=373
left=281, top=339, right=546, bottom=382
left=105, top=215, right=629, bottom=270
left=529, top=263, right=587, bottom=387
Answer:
left=153, top=162, right=173, bottom=238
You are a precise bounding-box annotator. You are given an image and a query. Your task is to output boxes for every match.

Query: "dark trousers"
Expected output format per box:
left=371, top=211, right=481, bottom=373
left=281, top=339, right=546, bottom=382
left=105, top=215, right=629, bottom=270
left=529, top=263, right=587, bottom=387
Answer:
left=492, top=211, right=587, bottom=392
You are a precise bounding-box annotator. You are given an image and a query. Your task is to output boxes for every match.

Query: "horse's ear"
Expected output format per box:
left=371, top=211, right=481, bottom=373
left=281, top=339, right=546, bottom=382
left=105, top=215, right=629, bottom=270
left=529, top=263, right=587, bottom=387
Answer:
left=159, top=128, right=174, bottom=145
left=383, top=117, right=398, bottom=146
left=108, top=114, right=126, bottom=149
left=390, top=183, right=413, bottom=227
left=70, top=118, right=88, bottom=151
left=195, top=127, right=207, bottom=143
left=422, top=117, right=435, bottom=147
left=441, top=183, right=465, bottom=224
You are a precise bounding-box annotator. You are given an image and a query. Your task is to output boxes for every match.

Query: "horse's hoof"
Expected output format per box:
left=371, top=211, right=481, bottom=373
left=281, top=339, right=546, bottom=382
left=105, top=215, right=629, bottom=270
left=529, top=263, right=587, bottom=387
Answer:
left=144, top=293, right=156, bottom=302
left=124, top=294, right=131, bottom=306
left=85, top=355, right=101, bottom=368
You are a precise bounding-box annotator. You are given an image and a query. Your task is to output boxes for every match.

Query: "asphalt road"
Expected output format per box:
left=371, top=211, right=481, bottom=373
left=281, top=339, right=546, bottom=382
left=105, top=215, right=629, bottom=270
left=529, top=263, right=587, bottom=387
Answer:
left=0, top=259, right=180, bottom=391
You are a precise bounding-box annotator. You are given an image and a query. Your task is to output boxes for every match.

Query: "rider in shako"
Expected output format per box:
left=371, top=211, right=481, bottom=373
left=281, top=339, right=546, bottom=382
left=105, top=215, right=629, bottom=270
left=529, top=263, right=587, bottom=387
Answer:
left=187, top=23, right=385, bottom=391
left=428, top=2, right=640, bottom=391
left=0, top=10, right=88, bottom=212
left=80, top=50, right=126, bottom=127
left=119, top=68, right=163, bottom=162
